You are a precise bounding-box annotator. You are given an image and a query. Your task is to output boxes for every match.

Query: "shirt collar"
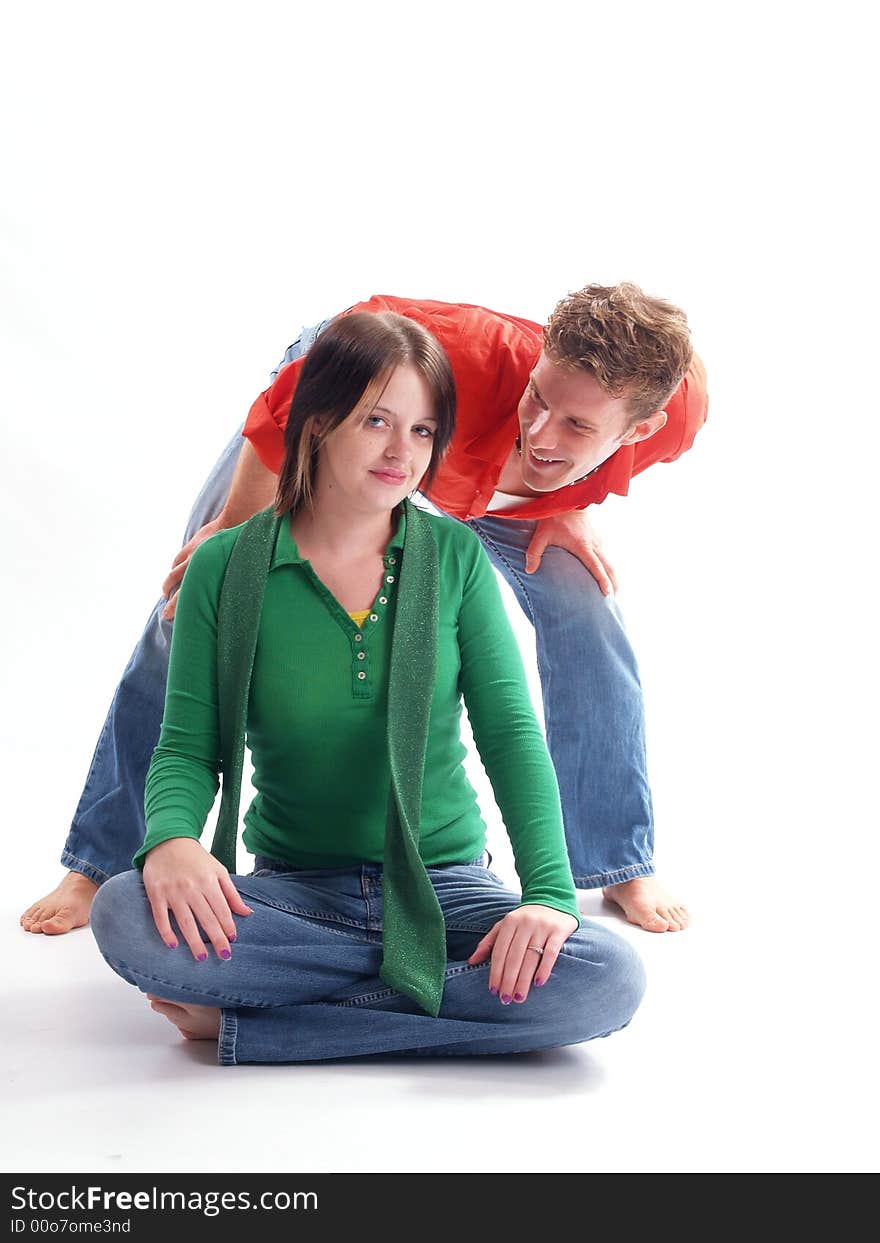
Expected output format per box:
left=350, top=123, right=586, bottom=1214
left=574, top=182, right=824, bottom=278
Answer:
left=270, top=503, right=408, bottom=570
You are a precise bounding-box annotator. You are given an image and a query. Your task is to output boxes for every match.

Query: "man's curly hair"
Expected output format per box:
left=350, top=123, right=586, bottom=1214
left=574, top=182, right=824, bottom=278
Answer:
left=543, top=282, right=693, bottom=423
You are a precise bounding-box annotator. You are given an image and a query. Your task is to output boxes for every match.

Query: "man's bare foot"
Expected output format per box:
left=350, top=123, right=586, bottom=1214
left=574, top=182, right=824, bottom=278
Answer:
left=20, top=872, right=99, bottom=935
left=146, top=995, right=221, bottom=1041
left=602, top=876, right=690, bottom=933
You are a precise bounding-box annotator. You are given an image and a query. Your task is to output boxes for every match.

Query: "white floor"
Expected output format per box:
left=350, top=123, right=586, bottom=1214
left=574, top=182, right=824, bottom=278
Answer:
left=5, top=490, right=878, bottom=1173
left=5, top=857, right=875, bottom=1174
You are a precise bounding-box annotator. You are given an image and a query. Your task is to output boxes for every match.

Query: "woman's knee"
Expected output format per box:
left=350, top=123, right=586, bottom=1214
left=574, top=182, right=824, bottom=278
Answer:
left=90, top=869, right=151, bottom=961
left=557, top=922, right=647, bottom=1038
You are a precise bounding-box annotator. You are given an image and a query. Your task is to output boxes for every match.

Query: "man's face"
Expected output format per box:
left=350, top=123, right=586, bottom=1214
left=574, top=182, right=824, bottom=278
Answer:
left=515, top=352, right=663, bottom=493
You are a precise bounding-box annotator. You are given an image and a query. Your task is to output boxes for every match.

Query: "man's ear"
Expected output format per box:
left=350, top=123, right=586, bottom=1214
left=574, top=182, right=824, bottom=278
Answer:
left=620, top=409, right=667, bottom=446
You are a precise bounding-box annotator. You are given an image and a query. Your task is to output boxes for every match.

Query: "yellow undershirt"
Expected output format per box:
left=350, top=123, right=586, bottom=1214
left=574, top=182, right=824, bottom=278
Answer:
left=348, top=609, right=370, bottom=627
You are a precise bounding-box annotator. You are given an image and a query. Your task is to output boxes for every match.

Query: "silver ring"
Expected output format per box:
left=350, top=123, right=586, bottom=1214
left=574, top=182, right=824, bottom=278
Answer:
left=527, top=945, right=544, bottom=955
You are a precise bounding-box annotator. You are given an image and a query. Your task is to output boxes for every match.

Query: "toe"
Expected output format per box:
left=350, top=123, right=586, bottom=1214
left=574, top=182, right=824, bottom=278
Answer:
left=40, top=912, right=75, bottom=936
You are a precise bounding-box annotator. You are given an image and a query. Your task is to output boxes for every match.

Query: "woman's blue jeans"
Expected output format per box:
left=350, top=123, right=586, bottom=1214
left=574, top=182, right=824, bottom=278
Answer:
left=61, top=323, right=655, bottom=891
left=90, top=857, right=646, bottom=1064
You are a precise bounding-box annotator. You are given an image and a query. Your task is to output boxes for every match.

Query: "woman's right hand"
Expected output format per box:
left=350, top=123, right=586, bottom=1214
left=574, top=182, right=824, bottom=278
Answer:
left=142, top=838, right=253, bottom=960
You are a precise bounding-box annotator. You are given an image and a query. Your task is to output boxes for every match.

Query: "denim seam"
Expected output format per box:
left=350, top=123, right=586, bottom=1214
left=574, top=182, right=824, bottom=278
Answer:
left=218, top=1009, right=238, bottom=1066
left=573, top=862, right=656, bottom=889
left=333, top=961, right=489, bottom=1009
left=233, top=897, right=372, bottom=939
left=468, top=520, right=536, bottom=625
left=59, top=851, right=111, bottom=883
left=443, top=920, right=505, bottom=933
left=285, top=907, right=369, bottom=935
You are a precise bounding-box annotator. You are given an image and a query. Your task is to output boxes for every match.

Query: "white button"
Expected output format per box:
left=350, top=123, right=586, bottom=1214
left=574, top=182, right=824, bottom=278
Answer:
left=379, top=596, right=387, bottom=605
left=357, top=671, right=366, bottom=680
left=357, top=651, right=366, bottom=661
left=386, top=575, right=395, bottom=584
left=388, top=556, right=397, bottom=565
left=369, top=614, right=378, bottom=622
left=354, top=634, right=362, bottom=642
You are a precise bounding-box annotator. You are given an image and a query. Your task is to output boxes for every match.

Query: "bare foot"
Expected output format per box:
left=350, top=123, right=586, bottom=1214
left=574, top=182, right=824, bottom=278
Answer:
left=602, top=876, right=690, bottom=933
left=146, top=995, right=221, bottom=1041
left=20, top=872, right=99, bottom=935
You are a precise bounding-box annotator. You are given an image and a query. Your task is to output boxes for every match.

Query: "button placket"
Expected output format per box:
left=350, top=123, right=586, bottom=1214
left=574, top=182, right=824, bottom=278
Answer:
left=351, top=625, right=371, bottom=695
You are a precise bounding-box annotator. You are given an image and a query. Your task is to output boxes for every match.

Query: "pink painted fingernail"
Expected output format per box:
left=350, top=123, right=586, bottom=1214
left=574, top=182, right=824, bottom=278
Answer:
left=166, top=940, right=177, bottom=950
left=489, top=986, right=498, bottom=996
left=197, top=952, right=208, bottom=962
left=220, top=949, right=231, bottom=960
left=501, top=994, right=512, bottom=1005
left=535, top=977, right=544, bottom=986
left=229, top=934, right=237, bottom=943
left=514, top=992, right=525, bottom=1002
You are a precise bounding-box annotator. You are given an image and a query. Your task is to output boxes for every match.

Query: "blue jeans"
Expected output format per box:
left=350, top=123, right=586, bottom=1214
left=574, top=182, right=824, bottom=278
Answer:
left=466, top=515, right=654, bottom=887
left=62, top=322, right=654, bottom=890
left=90, top=857, right=646, bottom=1064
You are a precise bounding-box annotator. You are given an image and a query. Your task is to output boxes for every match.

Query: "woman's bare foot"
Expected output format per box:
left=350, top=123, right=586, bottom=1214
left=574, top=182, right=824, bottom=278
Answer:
left=20, top=872, right=99, bottom=935
left=146, top=995, right=221, bottom=1041
left=602, top=876, right=690, bottom=933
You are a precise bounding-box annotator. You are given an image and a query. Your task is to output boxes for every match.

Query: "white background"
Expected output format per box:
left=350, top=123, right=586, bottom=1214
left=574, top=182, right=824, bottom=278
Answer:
left=2, top=0, right=877, bottom=1174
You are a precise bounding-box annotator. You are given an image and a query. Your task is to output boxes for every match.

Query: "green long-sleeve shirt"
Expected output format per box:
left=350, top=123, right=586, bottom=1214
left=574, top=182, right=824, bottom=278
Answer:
left=136, top=506, right=579, bottom=920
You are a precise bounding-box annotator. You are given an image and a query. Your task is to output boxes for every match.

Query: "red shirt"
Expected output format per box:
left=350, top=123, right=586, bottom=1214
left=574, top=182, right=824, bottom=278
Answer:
left=243, top=294, right=708, bottom=521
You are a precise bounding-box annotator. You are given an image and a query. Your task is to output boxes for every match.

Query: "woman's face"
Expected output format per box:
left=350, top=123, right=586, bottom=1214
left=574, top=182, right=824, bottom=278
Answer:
left=316, top=364, right=438, bottom=513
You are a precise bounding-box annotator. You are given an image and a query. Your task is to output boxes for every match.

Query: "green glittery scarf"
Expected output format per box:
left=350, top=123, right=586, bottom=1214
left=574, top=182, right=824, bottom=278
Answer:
left=211, top=499, right=447, bottom=1017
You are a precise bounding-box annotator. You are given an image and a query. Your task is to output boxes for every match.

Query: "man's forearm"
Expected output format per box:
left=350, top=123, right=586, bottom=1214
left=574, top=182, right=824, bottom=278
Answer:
left=217, top=438, right=278, bottom=528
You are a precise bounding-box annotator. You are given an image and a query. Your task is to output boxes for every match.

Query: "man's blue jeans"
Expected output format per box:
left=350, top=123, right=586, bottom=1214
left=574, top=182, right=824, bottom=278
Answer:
left=466, top=515, right=654, bottom=886
left=90, top=857, right=646, bottom=1063
left=62, top=323, right=655, bottom=890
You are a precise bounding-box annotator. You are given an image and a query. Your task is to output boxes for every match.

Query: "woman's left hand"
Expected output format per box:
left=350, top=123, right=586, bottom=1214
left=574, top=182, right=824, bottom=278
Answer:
left=467, top=905, right=580, bottom=1005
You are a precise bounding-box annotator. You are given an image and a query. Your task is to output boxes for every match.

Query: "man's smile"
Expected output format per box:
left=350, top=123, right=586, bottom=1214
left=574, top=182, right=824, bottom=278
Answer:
left=526, top=443, right=566, bottom=466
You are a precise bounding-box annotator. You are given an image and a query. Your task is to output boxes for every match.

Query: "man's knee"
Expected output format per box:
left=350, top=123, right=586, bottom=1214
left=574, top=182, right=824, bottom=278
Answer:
left=532, top=549, right=628, bottom=644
